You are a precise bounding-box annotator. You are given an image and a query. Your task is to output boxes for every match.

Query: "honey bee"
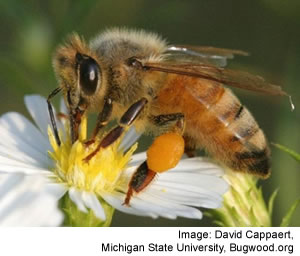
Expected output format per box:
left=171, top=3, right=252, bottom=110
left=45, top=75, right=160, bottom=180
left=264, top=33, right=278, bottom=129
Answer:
left=48, top=28, right=289, bottom=204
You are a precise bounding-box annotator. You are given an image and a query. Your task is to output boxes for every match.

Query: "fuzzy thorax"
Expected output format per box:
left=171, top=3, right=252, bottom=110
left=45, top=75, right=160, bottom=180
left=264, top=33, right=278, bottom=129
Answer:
left=48, top=116, right=137, bottom=193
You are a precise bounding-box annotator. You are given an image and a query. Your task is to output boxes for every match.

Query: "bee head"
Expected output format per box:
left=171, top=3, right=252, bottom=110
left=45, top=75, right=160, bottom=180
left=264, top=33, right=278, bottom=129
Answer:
left=53, top=33, right=103, bottom=112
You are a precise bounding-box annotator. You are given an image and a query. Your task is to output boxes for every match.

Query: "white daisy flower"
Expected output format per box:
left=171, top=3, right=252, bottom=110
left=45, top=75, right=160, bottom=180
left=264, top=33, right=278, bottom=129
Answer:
left=0, top=95, right=228, bottom=226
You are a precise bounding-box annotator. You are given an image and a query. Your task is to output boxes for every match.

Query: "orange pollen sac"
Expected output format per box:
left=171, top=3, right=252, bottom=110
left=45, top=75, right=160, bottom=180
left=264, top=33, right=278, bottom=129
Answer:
left=147, top=132, right=185, bottom=173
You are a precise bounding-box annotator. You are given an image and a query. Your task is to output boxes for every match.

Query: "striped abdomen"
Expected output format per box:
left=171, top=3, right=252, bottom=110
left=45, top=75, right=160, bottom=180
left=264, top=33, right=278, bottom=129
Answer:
left=156, top=74, right=270, bottom=178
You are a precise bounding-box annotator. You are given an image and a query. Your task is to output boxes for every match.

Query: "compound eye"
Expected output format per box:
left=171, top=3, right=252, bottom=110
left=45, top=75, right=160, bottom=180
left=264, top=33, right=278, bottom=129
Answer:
left=77, top=54, right=100, bottom=95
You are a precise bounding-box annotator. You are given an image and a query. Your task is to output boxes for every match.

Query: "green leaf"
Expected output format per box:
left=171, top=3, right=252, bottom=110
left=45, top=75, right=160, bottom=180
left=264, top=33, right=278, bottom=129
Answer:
left=268, top=188, right=279, bottom=218
left=272, top=143, right=300, bottom=162
left=280, top=199, right=300, bottom=227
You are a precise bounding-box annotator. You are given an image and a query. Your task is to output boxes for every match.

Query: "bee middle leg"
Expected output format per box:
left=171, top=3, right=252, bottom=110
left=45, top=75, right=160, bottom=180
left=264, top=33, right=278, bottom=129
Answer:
left=84, top=97, right=113, bottom=147
left=124, top=112, right=185, bottom=205
left=83, top=98, right=148, bottom=162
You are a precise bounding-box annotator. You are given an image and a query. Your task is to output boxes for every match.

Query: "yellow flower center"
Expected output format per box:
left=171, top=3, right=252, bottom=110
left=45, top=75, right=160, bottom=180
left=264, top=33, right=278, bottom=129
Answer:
left=47, top=116, right=137, bottom=193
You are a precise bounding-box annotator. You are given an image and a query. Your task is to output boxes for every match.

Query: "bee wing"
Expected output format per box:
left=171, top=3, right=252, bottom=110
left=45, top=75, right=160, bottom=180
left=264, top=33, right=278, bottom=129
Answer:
left=165, top=45, right=248, bottom=67
left=143, top=62, right=287, bottom=96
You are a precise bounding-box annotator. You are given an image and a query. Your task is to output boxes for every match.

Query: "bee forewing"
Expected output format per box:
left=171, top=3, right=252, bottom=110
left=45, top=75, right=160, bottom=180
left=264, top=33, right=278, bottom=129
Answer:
left=143, top=62, right=287, bottom=96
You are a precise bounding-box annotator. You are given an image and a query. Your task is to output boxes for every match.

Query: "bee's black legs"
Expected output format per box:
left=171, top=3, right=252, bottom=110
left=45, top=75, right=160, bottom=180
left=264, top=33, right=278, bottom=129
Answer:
left=83, top=98, right=148, bottom=162
left=47, top=87, right=85, bottom=145
left=84, top=98, right=113, bottom=146
left=124, top=161, right=156, bottom=206
left=47, top=87, right=62, bottom=146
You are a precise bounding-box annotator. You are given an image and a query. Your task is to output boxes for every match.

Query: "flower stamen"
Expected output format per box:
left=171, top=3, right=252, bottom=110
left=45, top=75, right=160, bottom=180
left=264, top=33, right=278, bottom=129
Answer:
left=48, top=116, right=137, bottom=193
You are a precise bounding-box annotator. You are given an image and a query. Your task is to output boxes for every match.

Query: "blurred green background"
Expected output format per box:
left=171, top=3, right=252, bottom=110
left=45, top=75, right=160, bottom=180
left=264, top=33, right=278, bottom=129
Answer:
left=0, top=0, right=299, bottom=226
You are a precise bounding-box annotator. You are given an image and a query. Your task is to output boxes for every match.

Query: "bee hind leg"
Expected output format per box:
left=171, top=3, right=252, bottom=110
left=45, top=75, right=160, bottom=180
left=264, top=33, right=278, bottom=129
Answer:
left=125, top=112, right=186, bottom=205
left=124, top=161, right=156, bottom=206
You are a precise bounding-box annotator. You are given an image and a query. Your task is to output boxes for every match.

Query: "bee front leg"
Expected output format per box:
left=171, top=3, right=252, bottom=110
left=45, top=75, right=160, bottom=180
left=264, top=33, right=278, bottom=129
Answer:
left=83, top=98, right=148, bottom=162
left=47, top=87, right=62, bottom=146
left=124, top=113, right=185, bottom=205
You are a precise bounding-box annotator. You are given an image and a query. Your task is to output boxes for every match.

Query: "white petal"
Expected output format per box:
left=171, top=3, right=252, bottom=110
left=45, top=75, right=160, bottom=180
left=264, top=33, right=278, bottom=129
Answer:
left=0, top=113, right=51, bottom=167
left=156, top=172, right=228, bottom=195
left=101, top=192, right=158, bottom=218
left=128, top=152, right=147, bottom=166
left=106, top=156, right=228, bottom=220
left=0, top=173, right=23, bottom=197
left=0, top=146, right=51, bottom=170
left=0, top=173, right=63, bottom=226
left=119, top=126, right=141, bottom=151
left=0, top=155, right=54, bottom=176
left=57, top=97, right=68, bottom=138
left=103, top=190, right=202, bottom=219
left=60, top=97, right=68, bottom=114
left=68, top=188, right=88, bottom=213
left=145, top=184, right=223, bottom=209
left=0, top=151, right=42, bottom=168
left=0, top=165, right=51, bottom=175
left=45, top=183, right=68, bottom=200
left=146, top=185, right=222, bottom=209
left=82, top=192, right=106, bottom=220
left=25, top=94, right=49, bottom=135
left=131, top=192, right=203, bottom=219
left=25, top=95, right=65, bottom=139
left=25, top=95, right=53, bottom=134
left=21, top=192, right=63, bottom=226
left=170, top=157, right=225, bottom=176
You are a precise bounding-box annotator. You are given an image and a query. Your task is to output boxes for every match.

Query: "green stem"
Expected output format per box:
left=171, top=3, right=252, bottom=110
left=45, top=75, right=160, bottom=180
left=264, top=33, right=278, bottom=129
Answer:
left=59, top=194, right=115, bottom=227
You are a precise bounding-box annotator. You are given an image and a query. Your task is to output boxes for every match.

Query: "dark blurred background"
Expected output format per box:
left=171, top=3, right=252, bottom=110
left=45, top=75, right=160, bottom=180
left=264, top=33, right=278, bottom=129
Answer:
left=0, top=0, right=299, bottom=226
